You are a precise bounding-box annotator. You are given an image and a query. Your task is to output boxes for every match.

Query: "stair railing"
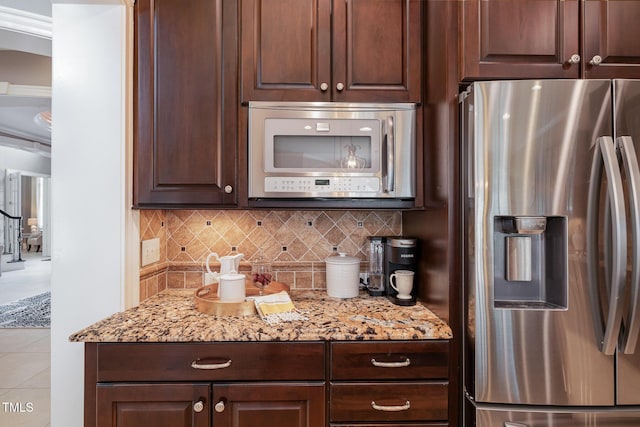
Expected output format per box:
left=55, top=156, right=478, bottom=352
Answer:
left=0, top=209, right=23, bottom=262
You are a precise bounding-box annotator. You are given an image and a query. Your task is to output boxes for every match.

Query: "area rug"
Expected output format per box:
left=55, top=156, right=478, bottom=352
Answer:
left=0, top=292, right=50, bottom=328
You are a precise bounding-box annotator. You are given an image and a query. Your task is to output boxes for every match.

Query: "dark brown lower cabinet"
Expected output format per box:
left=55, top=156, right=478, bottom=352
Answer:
left=96, top=383, right=210, bottom=427
left=330, top=425, right=447, bottom=427
left=86, top=340, right=450, bottom=427
left=329, top=341, right=450, bottom=427
left=330, top=382, right=448, bottom=423
left=212, top=383, right=325, bottom=427
left=95, top=382, right=324, bottom=427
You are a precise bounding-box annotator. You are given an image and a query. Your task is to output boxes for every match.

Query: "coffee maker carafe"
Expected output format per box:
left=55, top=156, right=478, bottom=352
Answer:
left=366, top=236, right=386, bottom=296
left=384, top=237, right=418, bottom=305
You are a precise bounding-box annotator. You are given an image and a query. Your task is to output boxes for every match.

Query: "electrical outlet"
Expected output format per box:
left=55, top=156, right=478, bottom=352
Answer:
left=359, top=272, right=369, bottom=287
left=141, top=238, right=161, bottom=266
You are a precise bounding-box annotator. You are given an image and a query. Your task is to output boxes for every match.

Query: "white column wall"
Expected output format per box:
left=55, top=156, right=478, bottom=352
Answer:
left=50, top=2, right=134, bottom=426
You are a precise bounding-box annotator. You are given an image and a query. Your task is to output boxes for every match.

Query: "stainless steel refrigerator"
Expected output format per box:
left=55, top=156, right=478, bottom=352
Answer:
left=461, top=80, right=640, bottom=426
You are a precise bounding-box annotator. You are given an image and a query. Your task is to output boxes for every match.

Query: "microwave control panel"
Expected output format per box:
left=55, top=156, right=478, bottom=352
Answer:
left=264, top=177, right=380, bottom=193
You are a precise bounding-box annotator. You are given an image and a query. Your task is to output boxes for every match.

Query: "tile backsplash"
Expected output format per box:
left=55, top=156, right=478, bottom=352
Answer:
left=139, top=210, right=401, bottom=301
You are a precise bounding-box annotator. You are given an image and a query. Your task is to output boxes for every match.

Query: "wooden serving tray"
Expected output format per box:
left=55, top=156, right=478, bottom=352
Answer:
left=194, top=279, right=290, bottom=317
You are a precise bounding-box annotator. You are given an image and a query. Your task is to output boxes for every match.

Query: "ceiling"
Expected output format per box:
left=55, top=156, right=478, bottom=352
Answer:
left=0, top=0, right=52, bottom=157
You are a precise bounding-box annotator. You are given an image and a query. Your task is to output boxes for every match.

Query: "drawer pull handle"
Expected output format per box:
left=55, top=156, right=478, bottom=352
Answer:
left=371, top=400, right=411, bottom=412
left=191, top=359, right=232, bottom=370
left=370, top=357, right=411, bottom=368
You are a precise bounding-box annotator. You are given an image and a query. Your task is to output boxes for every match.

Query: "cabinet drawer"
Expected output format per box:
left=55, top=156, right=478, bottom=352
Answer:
left=94, top=342, right=324, bottom=382
left=330, top=341, right=448, bottom=380
left=330, top=382, right=448, bottom=422
left=331, top=424, right=447, bottom=427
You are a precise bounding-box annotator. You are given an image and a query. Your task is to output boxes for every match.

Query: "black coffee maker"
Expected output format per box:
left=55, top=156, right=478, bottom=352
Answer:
left=384, top=237, right=418, bottom=306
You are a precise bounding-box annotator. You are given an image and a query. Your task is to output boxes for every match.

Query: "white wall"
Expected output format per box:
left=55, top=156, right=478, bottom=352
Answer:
left=51, top=2, right=135, bottom=426
left=0, top=146, right=50, bottom=175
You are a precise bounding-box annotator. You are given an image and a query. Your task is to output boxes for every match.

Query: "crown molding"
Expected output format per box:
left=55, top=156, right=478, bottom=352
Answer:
left=50, top=0, right=134, bottom=5
left=0, top=6, right=52, bottom=40
left=0, top=82, right=52, bottom=98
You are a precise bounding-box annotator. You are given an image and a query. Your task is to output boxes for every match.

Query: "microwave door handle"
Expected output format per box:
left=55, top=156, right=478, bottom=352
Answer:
left=385, top=116, right=395, bottom=193
left=617, top=136, right=640, bottom=354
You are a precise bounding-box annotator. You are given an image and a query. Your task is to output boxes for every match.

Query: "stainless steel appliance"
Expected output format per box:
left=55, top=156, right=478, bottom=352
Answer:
left=461, top=80, right=640, bottom=426
left=248, top=101, right=416, bottom=200
left=384, top=237, right=417, bottom=306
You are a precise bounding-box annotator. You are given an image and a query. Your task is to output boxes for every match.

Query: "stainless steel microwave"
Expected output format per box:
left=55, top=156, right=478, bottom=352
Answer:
left=248, top=101, right=416, bottom=200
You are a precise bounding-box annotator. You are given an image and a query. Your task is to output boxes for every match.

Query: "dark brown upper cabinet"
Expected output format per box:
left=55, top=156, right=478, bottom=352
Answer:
left=460, top=0, right=640, bottom=81
left=240, top=0, right=422, bottom=103
left=460, top=0, right=580, bottom=80
left=134, top=0, right=238, bottom=207
left=583, top=0, right=640, bottom=79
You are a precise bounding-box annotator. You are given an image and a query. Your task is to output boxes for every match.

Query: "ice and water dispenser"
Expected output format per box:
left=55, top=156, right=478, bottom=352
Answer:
left=493, top=216, right=568, bottom=310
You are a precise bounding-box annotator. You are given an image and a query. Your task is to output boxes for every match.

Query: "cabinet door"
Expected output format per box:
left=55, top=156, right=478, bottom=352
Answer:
left=332, top=0, right=422, bottom=102
left=213, top=383, right=325, bottom=427
left=583, top=0, right=640, bottom=78
left=134, top=0, right=238, bottom=207
left=96, top=383, right=210, bottom=427
left=240, top=0, right=332, bottom=102
left=460, top=0, right=579, bottom=80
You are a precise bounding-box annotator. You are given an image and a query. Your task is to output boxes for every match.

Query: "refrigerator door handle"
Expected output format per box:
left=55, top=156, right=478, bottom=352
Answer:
left=587, top=136, right=627, bottom=355
left=617, top=136, right=640, bottom=354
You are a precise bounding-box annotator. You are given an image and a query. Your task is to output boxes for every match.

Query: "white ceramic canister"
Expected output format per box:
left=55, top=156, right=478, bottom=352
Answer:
left=218, top=272, right=246, bottom=302
left=325, top=252, right=361, bottom=298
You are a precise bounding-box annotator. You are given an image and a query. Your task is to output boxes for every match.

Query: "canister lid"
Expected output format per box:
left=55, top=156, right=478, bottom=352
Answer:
left=325, top=252, right=360, bottom=264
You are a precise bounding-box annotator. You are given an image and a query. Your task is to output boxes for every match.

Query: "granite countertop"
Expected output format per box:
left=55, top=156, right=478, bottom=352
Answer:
left=69, top=289, right=452, bottom=342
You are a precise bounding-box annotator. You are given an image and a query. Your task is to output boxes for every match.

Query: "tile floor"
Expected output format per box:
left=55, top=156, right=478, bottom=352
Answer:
left=0, top=329, right=50, bottom=427
left=0, top=251, right=51, bottom=427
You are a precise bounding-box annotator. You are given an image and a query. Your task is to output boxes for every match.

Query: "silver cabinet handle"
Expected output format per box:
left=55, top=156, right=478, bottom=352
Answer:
left=336, top=82, right=345, bottom=91
left=567, top=54, right=580, bottom=64
left=616, top=136, right=640, bottom=354
left=214, top=400, right=225, bottom=413
left=590, top=55, right=603, bottom=66
left=370, top=357, right=411, bottom=368
left=320, top=82, right=328, bottom=92
left=193, top=400, right=205, bottom=413
left=504, top=423, right=529, bottom=427
left=371, top=400, right=410, bottom=411
left=191, top=359, right=232, bottom=370
left=587, top=136, right=627, bottom=355
left=224, top=185, right=233, bottom=194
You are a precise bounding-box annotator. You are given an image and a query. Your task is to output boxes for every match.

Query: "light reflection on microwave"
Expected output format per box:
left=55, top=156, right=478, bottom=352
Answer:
left=341, top=143, right=366, bottom=169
